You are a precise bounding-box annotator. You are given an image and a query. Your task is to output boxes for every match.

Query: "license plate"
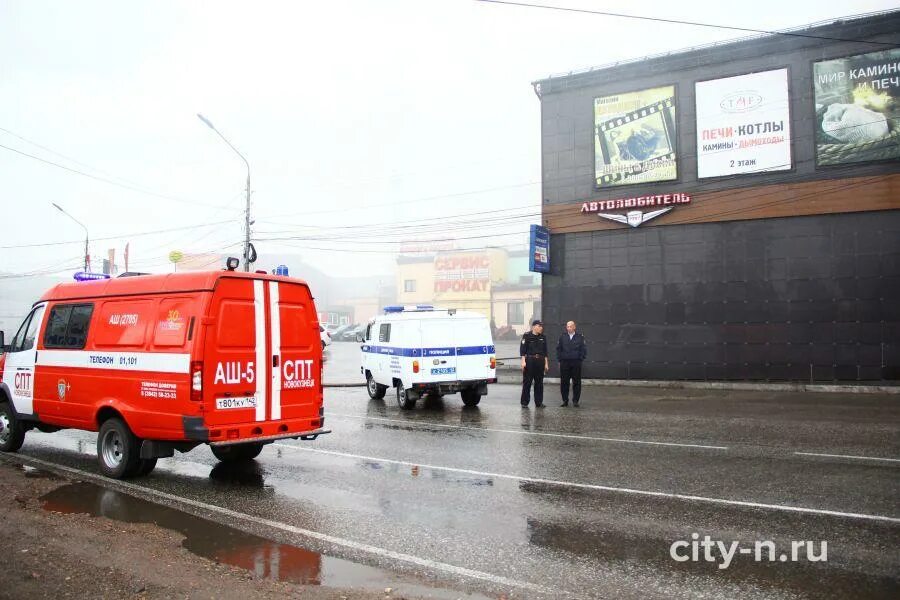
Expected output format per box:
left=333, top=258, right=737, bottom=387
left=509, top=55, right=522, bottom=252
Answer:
left=431, top=367, right=456, bottom=375
left=215, top=396, right=256, bottom=410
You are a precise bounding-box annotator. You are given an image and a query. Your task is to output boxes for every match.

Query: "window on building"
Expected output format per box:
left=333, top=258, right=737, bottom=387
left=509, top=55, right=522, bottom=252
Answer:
left=404, top=279, right=417, bottom=293
left=379, top=323, right=391, bottom=343
left=507, top=302, right=524, bottom=326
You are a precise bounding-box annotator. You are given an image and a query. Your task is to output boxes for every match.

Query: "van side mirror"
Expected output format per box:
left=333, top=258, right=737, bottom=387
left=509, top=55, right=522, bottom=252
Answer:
left=0, top=330, right=4, bottom=353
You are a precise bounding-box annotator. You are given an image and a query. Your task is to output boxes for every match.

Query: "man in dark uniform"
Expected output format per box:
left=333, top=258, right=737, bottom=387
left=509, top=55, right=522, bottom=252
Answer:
left=520, top=319, right=549, bottom=407
left=556, top=320, right=587, bottom=406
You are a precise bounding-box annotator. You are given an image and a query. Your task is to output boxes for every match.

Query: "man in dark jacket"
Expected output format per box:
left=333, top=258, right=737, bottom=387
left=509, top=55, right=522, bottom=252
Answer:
left=556, top=320, right=587, bottom=406
left=520, top=320, right=549, bottom=407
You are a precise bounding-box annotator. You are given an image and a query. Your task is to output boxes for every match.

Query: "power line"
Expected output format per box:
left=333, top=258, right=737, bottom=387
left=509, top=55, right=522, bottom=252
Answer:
left=0, top=218, right=237, bottom=250
left=0, top=142, right=222, bottom=209
left=474, top=1, right=896, bottom=47
left=0, top=127, right=217, bottom=201
left=256, top=181, right=541, bottom=220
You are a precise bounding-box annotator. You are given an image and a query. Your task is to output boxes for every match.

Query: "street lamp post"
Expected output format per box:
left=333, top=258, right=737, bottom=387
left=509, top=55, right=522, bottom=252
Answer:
left=52, top=203, right=89, bottom=272
left=197, top=113, right=252, bottom=272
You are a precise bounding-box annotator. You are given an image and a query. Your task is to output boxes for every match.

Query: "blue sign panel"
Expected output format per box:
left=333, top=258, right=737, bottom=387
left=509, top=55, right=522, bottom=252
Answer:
left=529, top=224, right=550, bottom=274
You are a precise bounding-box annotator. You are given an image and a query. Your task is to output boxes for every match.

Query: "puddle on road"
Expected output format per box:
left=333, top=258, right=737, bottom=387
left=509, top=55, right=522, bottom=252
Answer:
left=20, top=464, right=63, bottom=479
left=40, top=483, right=489, bottom=599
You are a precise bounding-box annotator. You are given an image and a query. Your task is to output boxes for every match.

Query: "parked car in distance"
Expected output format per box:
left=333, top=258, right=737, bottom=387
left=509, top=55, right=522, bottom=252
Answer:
left=320, top=325, right=331, bottom=349
left=331, top=324, right=353, bottom=340
left=340, top=324, right=364, bottom=341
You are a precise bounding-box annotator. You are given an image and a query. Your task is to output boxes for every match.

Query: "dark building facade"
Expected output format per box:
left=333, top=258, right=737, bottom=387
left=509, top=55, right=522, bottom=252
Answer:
left=536, top=11, right=900, bottom=382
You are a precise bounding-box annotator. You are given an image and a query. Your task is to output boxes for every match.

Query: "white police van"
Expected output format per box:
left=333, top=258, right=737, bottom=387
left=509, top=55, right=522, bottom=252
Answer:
left=359, top=305, right=496, bottom=409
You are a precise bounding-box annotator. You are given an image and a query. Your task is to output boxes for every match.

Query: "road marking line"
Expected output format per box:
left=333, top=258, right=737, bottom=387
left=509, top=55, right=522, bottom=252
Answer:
left=1, top=454, right=551, bottom=595
left=275, top=445, right=900, bottom=525
left=794, top=452, right=900, bottom=464
left=327, top=412, right=729, bottom=450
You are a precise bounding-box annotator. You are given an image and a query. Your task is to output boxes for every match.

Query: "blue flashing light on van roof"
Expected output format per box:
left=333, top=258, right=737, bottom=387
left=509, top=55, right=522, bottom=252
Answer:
left=383, top=304, right=435, bottom=313
left=73, top=271, right=111, bottom=282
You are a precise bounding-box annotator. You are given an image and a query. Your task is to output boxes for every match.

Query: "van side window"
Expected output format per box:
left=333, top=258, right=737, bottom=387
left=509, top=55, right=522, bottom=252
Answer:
left=44, top=305, right=73, bottom=347
left=11, top=305, right=44, bottom=352
left=10, top=313, right=33, bottom=351
left=379, top=323, right=391, bottom=343
left=19, top=305, right=45, bottom=352
left=44, top=304, right=93, bottom=349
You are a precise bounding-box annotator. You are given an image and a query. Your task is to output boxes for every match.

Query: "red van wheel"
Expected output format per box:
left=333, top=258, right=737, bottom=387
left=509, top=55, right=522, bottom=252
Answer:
left=0, top=401, right=26, bottom=453
left=136, top=458, right=158, bottom=476
left=211, top=443, right=264, bottom=462
left=97, top=418, right=141, bottom=479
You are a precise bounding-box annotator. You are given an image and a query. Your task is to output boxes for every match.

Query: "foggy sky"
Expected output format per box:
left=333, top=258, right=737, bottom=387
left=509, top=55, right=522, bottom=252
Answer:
left=2, top=0, right=897, bottom=279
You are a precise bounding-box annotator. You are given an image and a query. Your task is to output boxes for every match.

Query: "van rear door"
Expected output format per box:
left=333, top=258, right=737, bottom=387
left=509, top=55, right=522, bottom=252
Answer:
left=420, top=319, right=457, bottom=382
left=454, top=318, right=494, bottom=381
left=205, top=277, right=320, bottom=427
left=271, top=280, right=320, bottom=421
left=206, top=278, right=260, bottom=425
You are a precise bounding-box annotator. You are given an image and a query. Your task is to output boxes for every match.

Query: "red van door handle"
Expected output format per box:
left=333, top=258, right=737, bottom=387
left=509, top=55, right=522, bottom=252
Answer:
left=272, top=355, right=280, bottom=367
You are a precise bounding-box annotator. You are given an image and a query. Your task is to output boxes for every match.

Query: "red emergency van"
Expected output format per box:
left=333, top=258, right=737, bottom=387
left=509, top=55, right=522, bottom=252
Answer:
left=0, top=270, right=327, bottom=479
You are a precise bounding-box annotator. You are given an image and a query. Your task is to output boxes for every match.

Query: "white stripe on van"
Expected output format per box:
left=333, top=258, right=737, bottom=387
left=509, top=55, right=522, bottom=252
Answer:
left=269, top=281, right=282, bottom=421
left=253, top=280, right=267, bottom=423
left=37, top=350, right=190, bottom=374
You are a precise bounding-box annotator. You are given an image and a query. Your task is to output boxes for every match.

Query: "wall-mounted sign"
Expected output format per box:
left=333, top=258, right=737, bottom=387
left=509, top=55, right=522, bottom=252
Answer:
left=696, top=68, right=792, bottom=178
left=580, top=193, right=691, bottom=228
left=433, top=254, right=490, bottom=293
left=594, top=85, right=678, bottom=188
left=529, top=225, right=550, bottom=273
left=813, top=48, right=900, bottom=166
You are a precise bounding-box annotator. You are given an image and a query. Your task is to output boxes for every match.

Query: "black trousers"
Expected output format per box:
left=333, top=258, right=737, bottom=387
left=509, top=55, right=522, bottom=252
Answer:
left=521, top=356, right=545, bottom=406
left=560, top=359, right=583, bottom=405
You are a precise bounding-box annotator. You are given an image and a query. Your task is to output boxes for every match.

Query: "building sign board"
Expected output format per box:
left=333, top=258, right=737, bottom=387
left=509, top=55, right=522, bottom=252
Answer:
left=594, top=85, right=678, bottom=188
left=529, top=225, right=550, bottom=273
left=813, top=48, right=900, bottom=166
left=696, top=68, right=792, bottom=178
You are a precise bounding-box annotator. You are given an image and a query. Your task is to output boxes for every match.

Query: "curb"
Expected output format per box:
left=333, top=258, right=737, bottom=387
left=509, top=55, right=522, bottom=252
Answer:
left=538, top=377, right=900, bottom=395
left=329, top=372, right=899, bottom=394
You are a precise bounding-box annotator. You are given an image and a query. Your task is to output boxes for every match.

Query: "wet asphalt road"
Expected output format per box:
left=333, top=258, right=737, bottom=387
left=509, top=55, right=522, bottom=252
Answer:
left=9, top=353, right=900, bottom=598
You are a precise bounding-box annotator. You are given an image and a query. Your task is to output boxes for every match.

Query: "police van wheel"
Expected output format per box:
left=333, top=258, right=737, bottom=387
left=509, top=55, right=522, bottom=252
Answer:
left=97, top=417, right=141, bottom=479
left=211, top=442, right=264, bottom=462
left=396, top=385, right=416, bottom=410
left=366, top=374, right=387, bottom=399
left=0, top=401, right=26, bottom=453
left=461, top=388, right=482, bottom=407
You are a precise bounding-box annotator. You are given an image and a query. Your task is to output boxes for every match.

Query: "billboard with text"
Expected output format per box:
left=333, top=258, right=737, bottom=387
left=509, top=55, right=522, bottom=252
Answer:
left=594, top=85, right=677, bottom=188
left=814, top=48, right=900, bottom=166
left=696, top=68, right=792, bottom=178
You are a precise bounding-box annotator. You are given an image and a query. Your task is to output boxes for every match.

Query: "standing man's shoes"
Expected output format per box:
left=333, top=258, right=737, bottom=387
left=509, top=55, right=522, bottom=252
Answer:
left=560, top=402, right=568, bottom=407
left=573, top=402, right=579, bottom=407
